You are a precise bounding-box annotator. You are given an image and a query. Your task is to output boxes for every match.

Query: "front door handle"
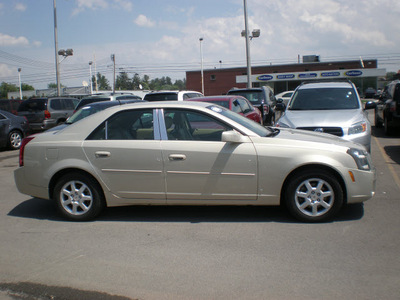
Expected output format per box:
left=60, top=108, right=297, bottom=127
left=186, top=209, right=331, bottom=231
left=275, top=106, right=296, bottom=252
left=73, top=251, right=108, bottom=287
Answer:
left=169, top=154, right=186, bottom=161
left=95, top=151, right=111, bottom=158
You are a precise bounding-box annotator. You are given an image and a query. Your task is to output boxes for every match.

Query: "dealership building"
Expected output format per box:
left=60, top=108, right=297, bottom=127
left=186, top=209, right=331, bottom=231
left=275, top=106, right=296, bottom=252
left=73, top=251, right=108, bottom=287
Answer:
left=186, top=57, right=386, bottom=96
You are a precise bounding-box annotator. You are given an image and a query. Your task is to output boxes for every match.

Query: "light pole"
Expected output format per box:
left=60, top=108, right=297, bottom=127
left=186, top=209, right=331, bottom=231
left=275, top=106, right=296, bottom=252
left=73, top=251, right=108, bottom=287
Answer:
left=53, top=0, right=61, bottom=96
left=199, top=38, right=204, bottom=95
left=242, top=0, right=260, bottom=88
left=18, top=68, right=22, bottom=100
left=89, top=61, right=93, bottom=95
left=111, top=54, right=116, bottom=93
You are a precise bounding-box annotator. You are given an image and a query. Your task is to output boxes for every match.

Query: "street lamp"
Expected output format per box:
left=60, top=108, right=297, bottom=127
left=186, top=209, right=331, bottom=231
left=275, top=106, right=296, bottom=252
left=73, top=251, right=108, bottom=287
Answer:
left=199, top=38, right=204, bottom=95
left=242, top=0, right=260, bottom=88
left=18, top=68, right=22, bottom=100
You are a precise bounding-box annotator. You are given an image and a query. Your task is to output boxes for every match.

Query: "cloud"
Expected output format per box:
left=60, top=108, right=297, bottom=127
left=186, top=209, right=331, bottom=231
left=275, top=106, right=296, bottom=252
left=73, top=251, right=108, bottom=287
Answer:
left=72, top=0, right=132, bottom=15
left=72, top=0, right=108, bottom=15
left=15, top=3, right=27, bottom=11
left=0, top=64, right=14, bottom=78
left=134, top=15, right=156, bottom=28
left=0, top=33, right=29, bottom=47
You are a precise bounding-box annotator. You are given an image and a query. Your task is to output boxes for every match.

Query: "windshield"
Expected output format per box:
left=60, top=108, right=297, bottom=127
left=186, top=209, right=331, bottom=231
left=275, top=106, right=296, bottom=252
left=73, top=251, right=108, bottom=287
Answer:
left=206, top=105, right=271, bottom=137
left=67, top=104, right=114, bottom=124
left=228, top=90, right=264, bottom=104
left=145, top=93, right=177, bottom=101
left=290, top=87, right=359, bottom=110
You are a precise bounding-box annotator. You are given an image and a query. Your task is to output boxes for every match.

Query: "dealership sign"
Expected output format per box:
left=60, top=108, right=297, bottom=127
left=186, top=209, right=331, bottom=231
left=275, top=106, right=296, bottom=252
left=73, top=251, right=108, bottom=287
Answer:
left=237, top=68, right=386, bottom=83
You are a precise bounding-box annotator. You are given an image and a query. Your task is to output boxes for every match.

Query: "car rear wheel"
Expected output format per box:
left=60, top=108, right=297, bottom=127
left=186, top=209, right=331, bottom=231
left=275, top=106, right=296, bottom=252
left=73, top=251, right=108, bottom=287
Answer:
left=374, top=111, right=383, bottom=128
left=54, top=173, right=105, bottom=221
left=8, top=130, right=23, bottom=150
left=285, top=169, right=343, bottom=222
left=384, top=116, right=394, bottom=135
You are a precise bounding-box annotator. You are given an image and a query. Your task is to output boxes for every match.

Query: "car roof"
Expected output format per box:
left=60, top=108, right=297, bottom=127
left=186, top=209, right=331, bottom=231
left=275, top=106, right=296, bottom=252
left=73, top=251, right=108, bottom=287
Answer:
left=298, top=81, right=354, bottom=90
left=188, top=95, right=246, bottom=102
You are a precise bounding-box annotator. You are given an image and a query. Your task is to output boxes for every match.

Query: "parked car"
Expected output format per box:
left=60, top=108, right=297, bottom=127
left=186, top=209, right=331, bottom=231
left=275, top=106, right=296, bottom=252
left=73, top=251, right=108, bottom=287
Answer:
left=276, top=81, right=375, bottom=152
left=17, top=97, right=77, bottom=132
left=227, top=86, right=277, bottom=125
left=373, top=80, right=400, bottom=135
left=364, top=87, right=377, bottom=99
left=15, top=101, right=375, bottom=223
left=0, top=99, right=22, bottom=115
left=144, top=90, right=203, bottom=101
left=187, top=95, right=263, bottom=124
left=74, top=93, right=142, bottom=112
left=0, top=109, right=29, bottom=150
left=275, top=90, right=294, bottom=106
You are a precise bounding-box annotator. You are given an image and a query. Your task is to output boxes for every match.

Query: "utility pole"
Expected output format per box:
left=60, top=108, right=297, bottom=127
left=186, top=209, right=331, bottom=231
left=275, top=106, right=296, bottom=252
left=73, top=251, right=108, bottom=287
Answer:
left=18, top=68, right=22, bottom=99
left=199, top=38, right=204, bottom=95
left=111, top=54, right=116, bottom=93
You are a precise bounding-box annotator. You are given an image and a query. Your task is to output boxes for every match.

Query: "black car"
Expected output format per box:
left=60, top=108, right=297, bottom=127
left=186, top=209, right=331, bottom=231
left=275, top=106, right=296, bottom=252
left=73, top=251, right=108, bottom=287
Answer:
left=374, top=80, right=400, bottom=135
left=74, top=93, right=142, bottom=112
left=227, top=86, right=277, bottom=125
left=0, top=109, right=29, bottom=150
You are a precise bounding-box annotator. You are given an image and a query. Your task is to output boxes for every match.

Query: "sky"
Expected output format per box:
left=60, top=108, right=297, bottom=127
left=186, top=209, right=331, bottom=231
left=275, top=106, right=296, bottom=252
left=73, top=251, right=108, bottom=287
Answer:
left=0, top=0, right=399, bottom=89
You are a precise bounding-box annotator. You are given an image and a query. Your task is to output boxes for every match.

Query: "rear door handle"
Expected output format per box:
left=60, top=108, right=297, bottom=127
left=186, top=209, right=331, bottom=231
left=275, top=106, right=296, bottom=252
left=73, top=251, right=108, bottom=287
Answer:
left=169, top=154, right=186, bottom=161
left=95, top=151, right=111, bottom=158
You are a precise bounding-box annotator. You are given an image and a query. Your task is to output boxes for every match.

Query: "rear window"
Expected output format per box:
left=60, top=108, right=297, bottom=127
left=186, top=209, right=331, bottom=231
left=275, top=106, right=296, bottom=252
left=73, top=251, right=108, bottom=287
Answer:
left=144, top=93, right=178, bottom=101
left=18, top=99, right=47, bottom=111
left=227, top=90, right=264, bottom=104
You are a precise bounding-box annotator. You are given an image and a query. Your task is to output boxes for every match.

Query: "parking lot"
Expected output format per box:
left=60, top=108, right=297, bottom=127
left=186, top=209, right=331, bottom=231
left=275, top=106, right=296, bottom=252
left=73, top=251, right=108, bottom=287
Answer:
left=0, top=116, right=399, bottom=299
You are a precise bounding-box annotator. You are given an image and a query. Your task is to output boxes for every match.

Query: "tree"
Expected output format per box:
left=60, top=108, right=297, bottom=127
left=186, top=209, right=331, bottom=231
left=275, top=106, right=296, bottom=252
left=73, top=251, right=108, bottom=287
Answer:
left=93, top=72, right=110, bottom=90
left=115, top=72, right=132, bottom=90
left=0, top=82, right=18, bottom=99
left=48, top=83, right=65, bottom=89
left=21, top=83, right=34, bottom=91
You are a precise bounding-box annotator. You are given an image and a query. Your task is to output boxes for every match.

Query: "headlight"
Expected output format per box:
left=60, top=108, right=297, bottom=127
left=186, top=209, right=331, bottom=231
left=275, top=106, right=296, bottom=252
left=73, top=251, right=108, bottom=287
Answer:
left=276, top=121, right=289, bottom=128
left=347, top=148, right=371, bottom=171
left=348, top=121, right=367, bottom=135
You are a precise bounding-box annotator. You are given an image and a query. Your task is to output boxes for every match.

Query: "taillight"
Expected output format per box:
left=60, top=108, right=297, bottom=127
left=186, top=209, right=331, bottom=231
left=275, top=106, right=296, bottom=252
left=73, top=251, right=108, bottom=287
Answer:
left=44, top=110, right=51, bottom=119
left=19, top=136, right=35, bottom=167
left=389, top=102, right=396, bottom=112
left=263, top=105, right=269, bottom=115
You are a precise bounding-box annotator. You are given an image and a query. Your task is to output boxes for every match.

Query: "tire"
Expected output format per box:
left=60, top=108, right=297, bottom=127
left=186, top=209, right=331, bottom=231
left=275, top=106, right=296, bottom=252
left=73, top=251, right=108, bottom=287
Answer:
left=384, top=116, right=394, bottom=136
left=284, top=169, right=343, bottom=222
left=53, top=172, right=105, bottom=221
left=8, top=130, right=23, bottom=150
left=374, top=111, right=383, bottom=128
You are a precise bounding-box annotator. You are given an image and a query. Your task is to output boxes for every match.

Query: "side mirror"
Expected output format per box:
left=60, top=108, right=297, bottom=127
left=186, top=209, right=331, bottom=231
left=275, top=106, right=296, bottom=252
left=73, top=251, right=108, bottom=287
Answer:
left=275, top=102, right=286, bottom=111
left=276, top=98, right=283, bottom=103
left=222, top=131, right=248, bottom=143
left=364, top=101, right=376, bottom=110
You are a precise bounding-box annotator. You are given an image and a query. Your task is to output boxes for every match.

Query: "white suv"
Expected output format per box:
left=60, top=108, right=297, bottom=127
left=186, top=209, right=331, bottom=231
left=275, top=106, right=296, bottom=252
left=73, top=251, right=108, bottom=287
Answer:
left=276, top=81, right=376, bottom=152
left=144, top=90, right=203, bottom=101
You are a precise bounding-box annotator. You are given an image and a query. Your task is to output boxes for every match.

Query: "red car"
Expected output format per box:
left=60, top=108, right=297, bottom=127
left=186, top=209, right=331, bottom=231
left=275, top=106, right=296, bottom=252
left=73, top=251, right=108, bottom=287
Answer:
left=187, top=96, right=263, bottom=124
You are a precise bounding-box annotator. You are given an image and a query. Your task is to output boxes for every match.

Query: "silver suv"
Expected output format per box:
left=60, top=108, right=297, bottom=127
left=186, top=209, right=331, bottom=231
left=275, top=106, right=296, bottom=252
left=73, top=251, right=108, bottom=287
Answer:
left=17, top=97, right=77, bottom=132
left=276, top=81, right=375, bottom=152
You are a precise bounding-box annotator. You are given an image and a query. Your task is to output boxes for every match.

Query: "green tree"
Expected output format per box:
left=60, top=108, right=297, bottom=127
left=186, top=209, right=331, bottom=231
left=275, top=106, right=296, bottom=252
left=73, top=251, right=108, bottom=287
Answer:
left=115, top=72, right=132, bottom=90
left=93, top=72, right=110, bottom=90
left=21, top=83, right=34, bottom=91
left=47, top=83, right=65, bottom=89
left=0, top=82, right=18, bottom=99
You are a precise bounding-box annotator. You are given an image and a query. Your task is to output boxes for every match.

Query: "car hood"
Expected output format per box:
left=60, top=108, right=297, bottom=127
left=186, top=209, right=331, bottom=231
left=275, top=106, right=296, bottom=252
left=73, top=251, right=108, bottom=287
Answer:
left=256, top=127, right=365, bottom=151
left=278, top=109, right=365, bottom=128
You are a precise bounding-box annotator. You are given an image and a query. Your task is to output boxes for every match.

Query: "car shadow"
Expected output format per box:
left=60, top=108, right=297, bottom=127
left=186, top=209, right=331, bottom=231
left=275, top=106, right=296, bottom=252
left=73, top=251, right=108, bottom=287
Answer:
left=8, top=198, right=364, bottom=223
left=372, top=125, right=400, bottom=138
left=384, top=145, right=400, bottom=164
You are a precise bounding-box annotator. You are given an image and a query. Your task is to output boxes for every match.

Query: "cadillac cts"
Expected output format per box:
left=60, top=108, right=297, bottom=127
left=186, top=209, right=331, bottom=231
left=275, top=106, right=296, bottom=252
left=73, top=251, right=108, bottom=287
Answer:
left=14, top=101, right=376, bottom=222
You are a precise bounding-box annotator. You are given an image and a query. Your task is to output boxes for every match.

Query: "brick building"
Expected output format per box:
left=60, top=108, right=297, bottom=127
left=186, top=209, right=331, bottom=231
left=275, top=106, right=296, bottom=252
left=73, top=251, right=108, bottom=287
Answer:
left=186, top=59, right=386, bottom=96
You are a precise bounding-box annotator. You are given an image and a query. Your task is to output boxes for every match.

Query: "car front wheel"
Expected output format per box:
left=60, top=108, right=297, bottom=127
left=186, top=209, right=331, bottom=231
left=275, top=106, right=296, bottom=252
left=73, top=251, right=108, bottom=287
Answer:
left=8, top=130, right=23, bottom=150
left=54, top=173, right=105, bottom=221
left=285, top=169, right=343, bottom=222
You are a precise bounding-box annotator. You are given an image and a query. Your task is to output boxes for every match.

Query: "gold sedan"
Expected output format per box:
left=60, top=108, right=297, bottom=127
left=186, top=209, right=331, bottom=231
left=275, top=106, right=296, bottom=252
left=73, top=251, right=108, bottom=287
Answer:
left=14, top=101, right=376, bottom=222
